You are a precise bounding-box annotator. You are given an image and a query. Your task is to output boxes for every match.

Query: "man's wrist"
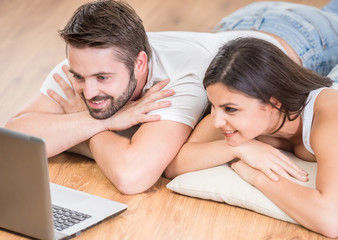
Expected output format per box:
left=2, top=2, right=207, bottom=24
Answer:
left=80, top=111, right=110, bottom=133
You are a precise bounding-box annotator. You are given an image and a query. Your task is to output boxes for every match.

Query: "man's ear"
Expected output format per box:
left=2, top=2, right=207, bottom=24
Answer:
left=269, top=96, right=282, bottom=110
left=134, top=51, right=148, bottom=76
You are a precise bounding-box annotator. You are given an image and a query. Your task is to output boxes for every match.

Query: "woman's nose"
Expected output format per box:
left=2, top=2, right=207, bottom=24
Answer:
left=211, top=108, right=227, bottom=129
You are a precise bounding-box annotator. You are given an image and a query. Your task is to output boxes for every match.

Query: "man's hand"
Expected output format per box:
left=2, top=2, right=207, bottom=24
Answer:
left=47, top=65, right=87, bottom=114
left=103, top=79, right=174, bottom=131
left=47, top=65, right=175, bottom=131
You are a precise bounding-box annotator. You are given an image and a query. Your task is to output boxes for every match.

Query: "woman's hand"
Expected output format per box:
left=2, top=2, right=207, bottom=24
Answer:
left=232, top=139, right=308, bottom=182
left=47, top=65, right=87, bottom=114
left=102, top=79, right=174, bottom=131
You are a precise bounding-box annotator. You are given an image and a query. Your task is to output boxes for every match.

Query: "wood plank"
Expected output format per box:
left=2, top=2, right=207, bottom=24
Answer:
left=0, top=0, right=332, bottom=239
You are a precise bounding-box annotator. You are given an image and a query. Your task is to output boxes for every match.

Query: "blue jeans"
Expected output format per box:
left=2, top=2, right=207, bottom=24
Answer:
left=328, top=64, right=338, bottom=82
left=215, top=1, right=338, bottom=76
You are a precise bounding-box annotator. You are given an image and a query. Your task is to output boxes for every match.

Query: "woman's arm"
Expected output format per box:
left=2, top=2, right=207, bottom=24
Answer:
left=231, top=91, right=338, bottom=238
left=231, top=159, right=338, bottom=238
left=165, top=114, right=307, bottom=182
left=164, top=114, right=234, bottom=178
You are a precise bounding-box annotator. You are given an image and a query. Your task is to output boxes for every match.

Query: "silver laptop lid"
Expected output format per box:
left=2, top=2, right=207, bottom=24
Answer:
left=0, top=128, right=55, bottom=239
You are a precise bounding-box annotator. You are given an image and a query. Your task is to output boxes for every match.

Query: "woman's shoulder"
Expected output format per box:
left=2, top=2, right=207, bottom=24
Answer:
left=309, top=86, right=338, bottom=158
left=311, top=87, right=338, bottom=134
left=314, top=86, right=338, bottom=113
left=302, top=86, right=336, bottom=129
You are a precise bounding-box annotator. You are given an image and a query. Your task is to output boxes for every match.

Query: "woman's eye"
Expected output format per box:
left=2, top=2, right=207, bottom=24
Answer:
left=225, top=107, right=237, bottom=113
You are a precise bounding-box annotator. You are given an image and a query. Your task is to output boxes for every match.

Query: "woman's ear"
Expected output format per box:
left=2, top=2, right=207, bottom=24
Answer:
left=134, top=51, right=148, bottom=76
left=269, top=96, right=282, bottom=110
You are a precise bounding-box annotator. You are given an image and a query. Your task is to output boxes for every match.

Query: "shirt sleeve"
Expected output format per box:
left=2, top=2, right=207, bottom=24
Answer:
left=147, top=75, right=209, bottom=129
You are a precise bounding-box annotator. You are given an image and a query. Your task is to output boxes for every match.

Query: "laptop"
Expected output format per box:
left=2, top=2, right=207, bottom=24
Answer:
left=0, top=127, right=128, bottom=239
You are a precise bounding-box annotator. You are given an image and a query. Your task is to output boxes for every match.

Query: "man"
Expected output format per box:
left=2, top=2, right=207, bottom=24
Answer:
left=6, top=0, right=338, bottom=194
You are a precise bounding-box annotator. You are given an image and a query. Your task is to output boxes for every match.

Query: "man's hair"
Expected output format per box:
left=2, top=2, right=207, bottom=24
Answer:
left=59, top=0, right=152, bottom=74
left=204, top=37, right=333, bottom=132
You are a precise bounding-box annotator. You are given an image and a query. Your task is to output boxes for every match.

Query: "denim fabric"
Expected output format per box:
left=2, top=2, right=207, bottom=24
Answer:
left=215, top=1, right=338, bottom=76
left=321, top=0, right=338, bottom=13
left=328, top=64, right=338, bottom=82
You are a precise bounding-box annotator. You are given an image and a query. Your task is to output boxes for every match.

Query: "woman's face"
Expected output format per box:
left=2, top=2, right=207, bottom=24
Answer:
left=206, top=83, right=278, bottom=146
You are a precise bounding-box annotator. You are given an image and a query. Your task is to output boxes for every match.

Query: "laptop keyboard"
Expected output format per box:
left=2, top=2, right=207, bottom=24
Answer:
left=52, top=205, right=92, bottom=231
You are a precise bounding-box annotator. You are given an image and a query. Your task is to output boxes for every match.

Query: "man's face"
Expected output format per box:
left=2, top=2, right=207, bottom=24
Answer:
left=67, top=46, right=137, bottom=119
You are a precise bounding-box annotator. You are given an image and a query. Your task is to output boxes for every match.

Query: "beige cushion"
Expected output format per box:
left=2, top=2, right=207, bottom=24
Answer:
left=166, top=151, right=317, bottom=224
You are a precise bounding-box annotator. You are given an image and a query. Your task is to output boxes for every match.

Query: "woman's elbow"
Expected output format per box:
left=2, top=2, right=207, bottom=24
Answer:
left=164, top=164, right=180, bottom=179
left=320, top=215, right=338, bottom=238
left=315, top=207, right=338, bottom=238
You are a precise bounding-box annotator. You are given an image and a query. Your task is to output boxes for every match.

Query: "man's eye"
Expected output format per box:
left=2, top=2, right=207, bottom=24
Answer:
left=97, top=76, right=107, bottom=80
left=225, top=107, right=237, bottom=113
left=73, top=74, right=83, bottom=80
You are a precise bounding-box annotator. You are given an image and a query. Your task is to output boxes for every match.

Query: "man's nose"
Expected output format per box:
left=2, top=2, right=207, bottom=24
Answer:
left=83, top=80, right=100, bottom=100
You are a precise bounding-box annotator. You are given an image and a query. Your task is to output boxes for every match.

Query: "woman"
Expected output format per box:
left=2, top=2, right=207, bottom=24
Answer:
left=165, top=38, right=338, bottom=238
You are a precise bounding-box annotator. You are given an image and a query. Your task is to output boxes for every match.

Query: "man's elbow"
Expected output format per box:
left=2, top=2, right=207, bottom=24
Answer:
left=4, top=118, right=18, bottom=130
left=109, top=170, right=157, bottom=195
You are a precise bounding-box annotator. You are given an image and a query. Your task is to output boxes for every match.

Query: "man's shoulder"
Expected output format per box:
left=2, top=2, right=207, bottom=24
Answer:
left=147, top=31, right=217, bottom=71
left=147, top=31, right=214, bottom=49
left=147, top=31, right=208, bottom=39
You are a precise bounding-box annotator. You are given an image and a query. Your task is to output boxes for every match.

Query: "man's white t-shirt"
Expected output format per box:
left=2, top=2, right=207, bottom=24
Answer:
left=40, top=30, right=286, bottom=129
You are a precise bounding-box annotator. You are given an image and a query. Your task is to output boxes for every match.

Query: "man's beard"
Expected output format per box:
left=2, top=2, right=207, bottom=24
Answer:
left=84, top=74, right=137, bottom=120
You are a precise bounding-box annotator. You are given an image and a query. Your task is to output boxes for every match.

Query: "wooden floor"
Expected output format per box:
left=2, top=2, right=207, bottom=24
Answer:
left=0, top=0, right=334, bottom=239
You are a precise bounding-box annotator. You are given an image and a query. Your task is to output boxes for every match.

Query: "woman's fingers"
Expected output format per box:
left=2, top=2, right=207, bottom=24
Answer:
left=263, top=167, right=280, bottom=181
left=252, top=150, right=308, bottom=182
left=276, top=152, right=308, bottom=175
left=272, top=152, right=308, bottom=182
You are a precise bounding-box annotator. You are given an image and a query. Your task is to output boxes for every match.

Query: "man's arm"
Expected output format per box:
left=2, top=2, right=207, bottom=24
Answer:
left=89, top=120, right=192, bottom=194
left=5, top=61, right=174, bottom=158
left=5, top=93, right=105, bottom=157
left=86, top=74, right=207, bottom=194
left=5, top=61, right=106, bottom=157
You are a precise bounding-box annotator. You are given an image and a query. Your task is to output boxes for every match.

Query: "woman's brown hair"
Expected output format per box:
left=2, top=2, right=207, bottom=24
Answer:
left=204, top=37, right=333, bottom=132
